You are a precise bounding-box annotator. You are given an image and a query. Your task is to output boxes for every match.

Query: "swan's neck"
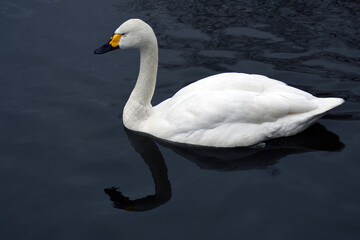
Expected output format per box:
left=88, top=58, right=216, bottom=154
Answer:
left=123, top=43, right=158, bottom=130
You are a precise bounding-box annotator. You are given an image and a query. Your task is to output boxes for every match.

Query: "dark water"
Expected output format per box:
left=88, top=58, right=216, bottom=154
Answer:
left=1, top=0, right=360, bottom=239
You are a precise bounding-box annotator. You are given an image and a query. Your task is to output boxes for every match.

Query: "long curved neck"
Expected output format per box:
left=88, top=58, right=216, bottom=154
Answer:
left=123, top=41, right=158, bottom=130
left=131, top=45, right=158, bottom=105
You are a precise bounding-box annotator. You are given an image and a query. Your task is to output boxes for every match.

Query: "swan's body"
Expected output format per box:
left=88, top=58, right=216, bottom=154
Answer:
left=95, top=19, right=344, bottom=148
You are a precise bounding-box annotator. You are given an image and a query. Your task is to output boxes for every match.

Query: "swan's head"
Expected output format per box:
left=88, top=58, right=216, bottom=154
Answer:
left=94, top=19, right=157, bottom=54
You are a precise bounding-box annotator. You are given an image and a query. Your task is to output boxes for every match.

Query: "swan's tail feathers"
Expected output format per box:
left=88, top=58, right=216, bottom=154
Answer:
left=316, top=97, right=344, bottom=114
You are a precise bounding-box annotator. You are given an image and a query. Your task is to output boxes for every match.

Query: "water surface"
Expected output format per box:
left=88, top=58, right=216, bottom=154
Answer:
left=1, top=0, right=360, bottom=239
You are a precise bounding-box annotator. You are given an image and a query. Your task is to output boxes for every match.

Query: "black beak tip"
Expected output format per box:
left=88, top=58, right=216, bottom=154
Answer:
left=94, top=48, right=103, bottom=54
left=94, top=43, right=119, bottom=55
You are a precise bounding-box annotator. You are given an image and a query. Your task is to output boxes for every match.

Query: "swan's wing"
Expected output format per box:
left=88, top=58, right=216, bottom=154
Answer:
left=148, top=85, right=318, bottom=146
left=153, top=73, right=317, bottom=128
left=156, top=89, right=317, bottom=127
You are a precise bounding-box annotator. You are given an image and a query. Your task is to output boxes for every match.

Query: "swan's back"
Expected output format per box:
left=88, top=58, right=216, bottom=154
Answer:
left=141, top=73, right=343, bottom=147
left=173, top=73, right=287, bottom=95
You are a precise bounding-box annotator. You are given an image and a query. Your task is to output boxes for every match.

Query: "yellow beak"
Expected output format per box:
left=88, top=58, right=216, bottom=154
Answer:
left=109, top=34, right=122, bottom=47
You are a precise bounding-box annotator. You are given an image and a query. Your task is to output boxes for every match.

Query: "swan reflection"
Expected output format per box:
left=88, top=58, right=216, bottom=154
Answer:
left=105, top=123, right=343, bottom=211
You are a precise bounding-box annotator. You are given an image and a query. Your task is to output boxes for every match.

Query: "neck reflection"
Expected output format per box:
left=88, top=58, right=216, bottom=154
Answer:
left=104, top=128, right=171, bottom=212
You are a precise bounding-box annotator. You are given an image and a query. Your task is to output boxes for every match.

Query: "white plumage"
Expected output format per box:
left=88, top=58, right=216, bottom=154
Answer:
left=95, top=19, right=344, bottom=148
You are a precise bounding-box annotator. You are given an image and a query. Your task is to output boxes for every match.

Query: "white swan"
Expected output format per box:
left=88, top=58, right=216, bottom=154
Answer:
left=94, top=19, right=344, bottom=148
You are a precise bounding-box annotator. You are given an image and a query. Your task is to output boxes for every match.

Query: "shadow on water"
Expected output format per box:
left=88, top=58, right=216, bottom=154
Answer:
left=105, top=123, right=344, bottom=211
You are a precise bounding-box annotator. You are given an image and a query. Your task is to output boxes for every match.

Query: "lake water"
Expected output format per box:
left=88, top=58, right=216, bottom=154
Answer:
left=1, top=0, right=360, bottom=239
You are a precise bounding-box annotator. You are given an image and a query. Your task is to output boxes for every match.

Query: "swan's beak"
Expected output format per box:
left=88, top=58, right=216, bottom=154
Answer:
left=94, top=34, right=122, bottom=54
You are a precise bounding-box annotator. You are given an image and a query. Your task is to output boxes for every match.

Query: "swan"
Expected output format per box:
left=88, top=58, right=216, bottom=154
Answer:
left=94, top=19, right=344, bottom=148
